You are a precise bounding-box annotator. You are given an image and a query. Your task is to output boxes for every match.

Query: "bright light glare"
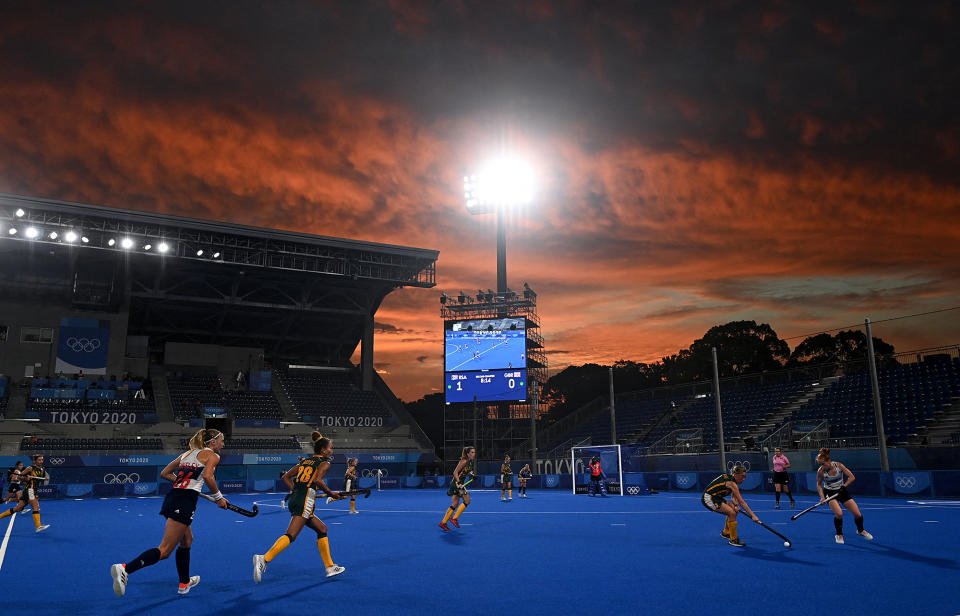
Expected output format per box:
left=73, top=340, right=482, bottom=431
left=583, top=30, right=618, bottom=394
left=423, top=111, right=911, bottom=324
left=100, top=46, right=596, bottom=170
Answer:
left=15, top=208, right=25, bottom=217
left=121, top=238, right=134, bottom=249
left=107, top=238, right=116, bottom=246
left=212, top=251, right=220, bottom=258
left=143, top=244, right=152, bottom=251
left=65, top=231, right=78, bottom=242
left=8, top=228, right=17, bottom=235
left=467, top=156, right=535, bottom=209
left=158, top=243, right=169, bottom=253
left=48, top=231, right=58, bottom=239
left=196, top=249, right=204, bottom=256
left=81, top=236, right=89, bottom=243
left=25, top=227, right=39, bottom=238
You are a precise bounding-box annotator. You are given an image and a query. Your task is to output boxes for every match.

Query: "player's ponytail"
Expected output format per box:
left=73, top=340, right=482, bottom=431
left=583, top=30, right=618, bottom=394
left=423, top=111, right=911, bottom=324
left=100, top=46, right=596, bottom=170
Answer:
left=461, top=446, right=475, bottom=460
left=189, top=428, right=223, bottom=450
left=816, top=447, right=831, bottom=463
left=312, top=431, right=331, bottom=454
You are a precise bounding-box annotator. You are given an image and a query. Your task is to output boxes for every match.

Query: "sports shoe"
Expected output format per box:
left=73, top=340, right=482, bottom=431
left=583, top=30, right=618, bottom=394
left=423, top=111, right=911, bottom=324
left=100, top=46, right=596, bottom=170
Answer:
left=450, top=518, right=460, bottom=529
left=775, top=504, right=780, bottom=509
left=36, top=524, right=50, bottom=533
left=349, top=510, right=359, bottom=514
left=325, top=497, right=334, bottom=504
left=177, top=576, right=200, bottom=595
left=728, top=538, right=746, bottom=547
left=438, top=522, right=449, bottom=531
left=501, top=497, right=506, bottom=501
left=110, top=563, right=128, bottom=597
left=508, top=497, right=512, bottom=501
left=325, top=565, right=345, bottom=578
left=253, top=554, right=266, bottom=583
left=858, top=530, right=874, bottom=540
left=720, top=531, right=731, bottom=539
left=835, top=535, right=845, bottom=544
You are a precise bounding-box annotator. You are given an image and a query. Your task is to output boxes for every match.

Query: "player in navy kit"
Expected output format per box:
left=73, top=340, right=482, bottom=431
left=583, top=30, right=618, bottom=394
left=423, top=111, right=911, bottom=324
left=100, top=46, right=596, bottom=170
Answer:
left=110, top=429, right=228, bottom=597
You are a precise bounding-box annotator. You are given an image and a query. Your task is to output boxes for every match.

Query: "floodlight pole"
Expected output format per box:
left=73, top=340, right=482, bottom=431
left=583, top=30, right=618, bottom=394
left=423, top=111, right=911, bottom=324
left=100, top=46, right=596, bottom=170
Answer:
left=496, top=210, right=507, bottom=294
left=864, top=318, right=890, bottom=471
left=712, top=347, right=726, bottom=470
left=609, top=366, right=617, bottom=444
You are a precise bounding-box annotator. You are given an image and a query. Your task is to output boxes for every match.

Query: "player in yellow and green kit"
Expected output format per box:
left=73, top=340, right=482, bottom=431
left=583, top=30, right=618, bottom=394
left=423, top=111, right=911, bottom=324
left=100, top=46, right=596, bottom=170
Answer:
left=501, top=455, right=513, bottom=501
left=253, top=431, right=345, bottom=582
left=439, top=446, right=476, bottom=531
left=702, top=464, right=760, bottom=547
left=0, top=454, right=50, bottom=532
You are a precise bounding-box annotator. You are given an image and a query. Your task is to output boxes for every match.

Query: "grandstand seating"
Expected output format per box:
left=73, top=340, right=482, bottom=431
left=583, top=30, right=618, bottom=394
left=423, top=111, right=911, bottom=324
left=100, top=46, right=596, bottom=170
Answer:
left=179, top=437, right=300, bottom=451
left=20, top=437, right=163, bottom=451
left=789, top=357, right=960, bottom=444
left=275, top=368, right=390, bottom=421
left=224, top=390, right=283, bottom=420
left=28, top=398, right=157, bottom=415
left=168, top=373, right=224, bottom=421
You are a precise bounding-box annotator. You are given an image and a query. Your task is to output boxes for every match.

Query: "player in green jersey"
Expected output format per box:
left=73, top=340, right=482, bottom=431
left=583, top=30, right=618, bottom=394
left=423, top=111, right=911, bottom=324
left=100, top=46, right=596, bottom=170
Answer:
left=702, top=464, right=760, bottom=547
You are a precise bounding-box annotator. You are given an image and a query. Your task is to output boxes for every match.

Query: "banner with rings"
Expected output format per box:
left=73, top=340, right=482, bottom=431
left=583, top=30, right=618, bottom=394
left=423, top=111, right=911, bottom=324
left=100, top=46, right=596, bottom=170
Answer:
left=55, top=323, right=111, bottom=376
left=889, top=471, right=931, bottom=495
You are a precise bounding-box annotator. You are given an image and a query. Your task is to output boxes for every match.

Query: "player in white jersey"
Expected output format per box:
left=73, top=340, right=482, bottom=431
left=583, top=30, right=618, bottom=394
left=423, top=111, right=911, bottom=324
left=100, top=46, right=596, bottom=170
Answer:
left=110, top=428, right=228, bottom=597
left=816, top=448, right=873, bottom=544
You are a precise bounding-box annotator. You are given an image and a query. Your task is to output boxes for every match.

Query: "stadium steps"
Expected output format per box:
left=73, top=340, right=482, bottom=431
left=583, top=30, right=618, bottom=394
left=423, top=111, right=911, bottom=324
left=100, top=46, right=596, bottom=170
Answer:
left=738, top=378, right=838, bottom=448
left=149, top=369, right=175, bottom=423
left=910, top=396, right=960, bottom=445
left=3, top=392, right=27, bottom=420
left=371, top=371, right=434, bottom=453
left=626, top=398, right=697, bottom=445
left=271, top=378, right=300, bottom=422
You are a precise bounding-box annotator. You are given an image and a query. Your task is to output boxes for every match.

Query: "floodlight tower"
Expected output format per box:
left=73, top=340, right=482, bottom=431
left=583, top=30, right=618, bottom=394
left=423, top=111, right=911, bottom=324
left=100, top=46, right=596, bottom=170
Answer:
left=463, top=156, right=535, bottom=294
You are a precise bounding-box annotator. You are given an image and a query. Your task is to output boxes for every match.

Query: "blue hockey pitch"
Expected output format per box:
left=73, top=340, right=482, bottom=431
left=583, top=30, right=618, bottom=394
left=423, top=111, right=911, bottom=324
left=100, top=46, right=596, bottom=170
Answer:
left=2, top=490, right=957, bottom=615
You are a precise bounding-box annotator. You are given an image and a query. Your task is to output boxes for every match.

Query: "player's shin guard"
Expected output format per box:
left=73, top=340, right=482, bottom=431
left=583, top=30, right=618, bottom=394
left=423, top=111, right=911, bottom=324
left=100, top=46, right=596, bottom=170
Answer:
left=0, top=508, right=12, bottom=520
left=441, top=506, right=455, bottom=524
left=775, top=491, right=781, bottom=505
left=508, top=489, right=512, bottom=499
left=452, top=502, right=467, bottom=520
left=175, top=547, right=191, bottom=584
left=317, top=537, right=334, bottom=568
left=834, top=516, right=844, bottom=535
left=729, top=520, right=738, bottom=541
left=854, top=515, right=864, bottom=533
left=265, top=534, right=292, bottom=563
left=32, top=511, right=42, bottom=529
left=124, top=547, right=161, bottom=574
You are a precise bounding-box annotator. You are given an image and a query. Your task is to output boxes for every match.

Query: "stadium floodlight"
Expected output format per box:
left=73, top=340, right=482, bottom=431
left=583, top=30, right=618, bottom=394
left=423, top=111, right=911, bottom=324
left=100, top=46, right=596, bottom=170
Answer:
left=158, top=242, right=169, bottom=253
left=15, top=208, right=25, bottom=217
left=196, top=249, right=204, bottom=256
left=81, top=236, right=89, bottom=243
left=8, top=227, right=17, bottom=235
left=107, top=238, right=116, bottom=246
left=143, top=244, right=152, bottom=251
left=464, top=154, right=536, bottom=293
left=212, top=251, right=221, bottom=258
left=65, top=231, right=78, bottom=242
left=121, top=237, right=134, bottom=249
left=25, top=227, right=39, bottom=238
left=48, top=231, right=58, bottom=240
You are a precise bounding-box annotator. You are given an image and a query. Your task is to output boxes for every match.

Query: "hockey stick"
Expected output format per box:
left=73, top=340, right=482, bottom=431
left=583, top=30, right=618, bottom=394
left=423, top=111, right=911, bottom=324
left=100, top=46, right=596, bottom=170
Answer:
left=790, top=493, right=838, bottom=521
left=199, top=492, right=259, bottom=517
left=753, top=519, right=792, bottom=547
left=334, top=489, right=372, bottom=499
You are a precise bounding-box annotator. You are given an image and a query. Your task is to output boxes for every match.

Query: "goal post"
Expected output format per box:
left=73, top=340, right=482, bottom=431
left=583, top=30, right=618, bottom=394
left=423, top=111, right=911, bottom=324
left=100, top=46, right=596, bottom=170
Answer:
left=571, top=444, right=624, bottom=495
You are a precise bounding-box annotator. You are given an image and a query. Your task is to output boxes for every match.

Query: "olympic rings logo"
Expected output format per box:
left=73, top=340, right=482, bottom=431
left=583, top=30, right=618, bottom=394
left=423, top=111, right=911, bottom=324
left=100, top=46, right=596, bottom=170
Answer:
left=727, top=460, right=752, bottom=472
left=67, top=337, right=101, bottom=353
left=103, top=473, right=140, bottom=484
left=895, top=476, right=917, bottom=488
left=675, top=475, right=693, bottom=487
left=627, top=486, right=641, bottom=495
left=47, top=458, right=65, bottom=465
left=361, top=468, right=388, bottom=478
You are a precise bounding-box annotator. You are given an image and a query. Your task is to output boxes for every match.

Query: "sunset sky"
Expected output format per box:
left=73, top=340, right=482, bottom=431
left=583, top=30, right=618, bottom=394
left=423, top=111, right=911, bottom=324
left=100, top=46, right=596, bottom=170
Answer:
left=2, top=1, right=959, bottom=401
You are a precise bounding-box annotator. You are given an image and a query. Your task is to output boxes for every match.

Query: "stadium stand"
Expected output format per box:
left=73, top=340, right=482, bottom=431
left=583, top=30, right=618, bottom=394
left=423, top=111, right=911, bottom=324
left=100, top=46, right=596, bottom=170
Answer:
left=275, top=367, right=391, bottom=422
left=20, top=437, right=163, bottom=451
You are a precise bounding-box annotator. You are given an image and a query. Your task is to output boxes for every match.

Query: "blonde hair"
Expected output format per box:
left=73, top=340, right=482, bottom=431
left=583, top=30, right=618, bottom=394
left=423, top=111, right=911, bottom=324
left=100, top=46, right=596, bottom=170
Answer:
left=816, top=447, right=831, bottom=464
left=189, top=428, right=222, bottom=450
left=461, top=446, right=475, bottom=460
left=730, top=464, right=747, bottom=475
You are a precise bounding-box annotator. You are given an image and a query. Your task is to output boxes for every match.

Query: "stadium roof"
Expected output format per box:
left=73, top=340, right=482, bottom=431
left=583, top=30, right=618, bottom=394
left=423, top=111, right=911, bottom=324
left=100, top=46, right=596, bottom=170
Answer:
left=0, top=193, right=438, bottom=362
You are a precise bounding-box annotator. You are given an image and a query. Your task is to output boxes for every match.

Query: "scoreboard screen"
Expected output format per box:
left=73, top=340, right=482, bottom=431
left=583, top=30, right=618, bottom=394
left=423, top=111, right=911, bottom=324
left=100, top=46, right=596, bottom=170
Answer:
left=445, top=318, right=526, bottom=372
left=445, top=369, right=527, bottom=404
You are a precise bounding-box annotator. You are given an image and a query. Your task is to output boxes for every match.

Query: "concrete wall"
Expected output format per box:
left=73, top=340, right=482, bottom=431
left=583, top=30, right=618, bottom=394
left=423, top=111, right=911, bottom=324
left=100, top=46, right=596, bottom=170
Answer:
left=0, top=299, right=129, bottom=380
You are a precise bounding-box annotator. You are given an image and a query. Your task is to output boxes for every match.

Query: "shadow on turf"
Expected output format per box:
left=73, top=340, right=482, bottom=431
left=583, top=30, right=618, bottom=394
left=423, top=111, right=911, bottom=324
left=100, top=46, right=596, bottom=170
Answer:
left=733, top=546, right=822, bottom=567
left=845, top=541, right=960, bottom=569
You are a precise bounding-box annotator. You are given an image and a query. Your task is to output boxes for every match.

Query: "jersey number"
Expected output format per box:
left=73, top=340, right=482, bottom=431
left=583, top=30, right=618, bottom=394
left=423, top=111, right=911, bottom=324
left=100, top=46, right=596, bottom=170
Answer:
left=297, top=465, right=316, bottom=484
left=173, top=470, right=195, bottom=489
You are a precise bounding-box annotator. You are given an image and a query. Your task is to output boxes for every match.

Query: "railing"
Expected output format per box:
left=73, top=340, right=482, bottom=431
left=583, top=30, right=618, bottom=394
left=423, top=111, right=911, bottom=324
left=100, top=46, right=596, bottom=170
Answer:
left=547, top=436, right=590, bottom=460
left=649, top=427, right=703, bottom=455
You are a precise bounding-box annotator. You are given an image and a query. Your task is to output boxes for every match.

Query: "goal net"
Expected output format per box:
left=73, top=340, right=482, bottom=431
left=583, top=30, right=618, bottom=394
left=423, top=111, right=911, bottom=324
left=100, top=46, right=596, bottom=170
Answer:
left=571, top=444, right=623, bottom=495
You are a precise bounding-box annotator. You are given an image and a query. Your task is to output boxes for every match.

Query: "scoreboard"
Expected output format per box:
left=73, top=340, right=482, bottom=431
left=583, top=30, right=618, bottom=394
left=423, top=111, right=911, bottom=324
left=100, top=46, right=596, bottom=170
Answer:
left=445, top=369, right=526, bottom=404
